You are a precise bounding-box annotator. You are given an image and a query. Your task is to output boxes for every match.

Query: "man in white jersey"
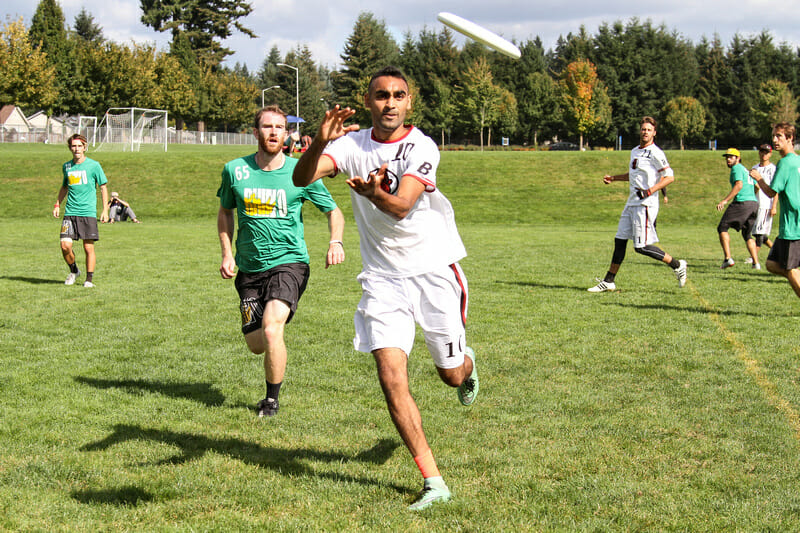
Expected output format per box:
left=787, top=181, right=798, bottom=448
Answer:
left=747, top=143, right=777, bottom=265
left=588, top=116, right=687, bottom=292
left=293, top=66, right=477, bottom=511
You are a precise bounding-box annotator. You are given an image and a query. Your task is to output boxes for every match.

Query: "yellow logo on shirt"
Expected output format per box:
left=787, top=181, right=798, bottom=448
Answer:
left=68, top=170, right=87, bottom=185
left=244, top=188, right=287, bottom=217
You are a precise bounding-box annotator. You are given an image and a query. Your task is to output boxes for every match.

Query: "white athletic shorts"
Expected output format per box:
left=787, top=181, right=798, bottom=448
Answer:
left=353, top=263, right=469, bottom=369
left=754, top=207, right=774, bottom=236
left=615, top=204, right=659, bottom=247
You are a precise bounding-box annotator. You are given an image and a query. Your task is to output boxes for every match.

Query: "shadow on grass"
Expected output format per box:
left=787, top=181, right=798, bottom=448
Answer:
left=75, top=377, right=226, bottom=407
left=71, top=485, right=153, bottom=507
left=604, top=301, right=768, bottom=318
left=0, top=275, right=63, bottom=285
left=80, top=424, right=405, bottom=493
left=496, top=280, right=588, bottom=292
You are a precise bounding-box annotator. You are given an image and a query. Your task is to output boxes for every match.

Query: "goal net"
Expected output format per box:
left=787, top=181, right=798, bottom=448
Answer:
left=95, top=107, right=168, bottom=152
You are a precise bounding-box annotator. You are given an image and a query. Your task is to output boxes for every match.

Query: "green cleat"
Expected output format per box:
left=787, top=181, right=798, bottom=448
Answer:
left=458, top=346, right=479, bottom=406
left=408, top=480, right=451, bottom=511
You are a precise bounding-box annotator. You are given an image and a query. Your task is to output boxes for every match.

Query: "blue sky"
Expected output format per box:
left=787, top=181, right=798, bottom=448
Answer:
left=5, top=0, right=799, bottom=72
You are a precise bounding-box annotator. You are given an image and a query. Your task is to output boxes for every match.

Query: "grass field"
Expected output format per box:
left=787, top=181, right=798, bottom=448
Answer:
left=2, top=144, right=800, bottom=531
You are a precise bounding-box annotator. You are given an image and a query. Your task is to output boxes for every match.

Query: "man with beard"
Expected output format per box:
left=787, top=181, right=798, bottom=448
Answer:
left=588, top=116, right=687, bottom=292
left=217, top=105, right=345, bottom=418
left=716, top=148, right=760, bottom=269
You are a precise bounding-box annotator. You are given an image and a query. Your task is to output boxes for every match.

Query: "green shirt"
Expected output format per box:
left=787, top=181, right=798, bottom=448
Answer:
left=217, top=154, right=338, bottom=273
left=61, top=157, right=107, bottom=218
left=771, top=152, right=800, bottom=240
left=730, top=163, right=757, bottom=203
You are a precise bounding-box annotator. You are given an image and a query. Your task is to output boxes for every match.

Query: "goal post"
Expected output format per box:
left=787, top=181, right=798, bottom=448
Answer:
left=78, top=116, right=98, bottom=146
left=95, top=107, right=168, bottom=152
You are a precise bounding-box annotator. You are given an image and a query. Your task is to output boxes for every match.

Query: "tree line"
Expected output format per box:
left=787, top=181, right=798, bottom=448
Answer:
left=3, top=2, right=799, bottom=148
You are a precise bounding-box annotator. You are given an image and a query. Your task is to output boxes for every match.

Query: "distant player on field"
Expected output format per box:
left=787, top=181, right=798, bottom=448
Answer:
left=749, top=123, right=800, bottom=299
left=748, top=144, right=777, bottom=265
left=715, top=148, right=760, bottom=269
left=588, top=116, right=687, bottom=292
left=217, top=105, right=345, bottom=418
left=53, top=133, right=109, bottom=287
left=293, top=66, right=478, bottom=511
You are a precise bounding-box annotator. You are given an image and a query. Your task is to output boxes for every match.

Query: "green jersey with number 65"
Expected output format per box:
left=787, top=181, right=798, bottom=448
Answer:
left=217, top=154, right=338, bottom=273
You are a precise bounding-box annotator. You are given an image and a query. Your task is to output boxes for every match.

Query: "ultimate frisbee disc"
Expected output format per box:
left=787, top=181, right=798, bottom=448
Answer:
left=437, top=12, right=521, bottom=59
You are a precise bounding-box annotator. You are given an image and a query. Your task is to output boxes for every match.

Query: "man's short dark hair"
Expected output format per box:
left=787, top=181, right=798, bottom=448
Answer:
left=67, top=133, right=87, bottom=147
left=254, top=105, right=288, bottom=129
left=641, top=116, right=657, bottom=130
left=773, top=122, right=796, bottom=143
left=368, top=66, right=408, bottom=93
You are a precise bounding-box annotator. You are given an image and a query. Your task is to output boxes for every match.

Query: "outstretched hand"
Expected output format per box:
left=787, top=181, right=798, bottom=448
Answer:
left=318, top=105, right=360, bottom=144
left=346, top=164, right=387, bottom=198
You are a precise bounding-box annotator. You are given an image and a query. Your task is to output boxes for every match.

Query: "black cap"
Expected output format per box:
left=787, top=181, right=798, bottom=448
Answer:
left=758, top=143, right=773, bottom=152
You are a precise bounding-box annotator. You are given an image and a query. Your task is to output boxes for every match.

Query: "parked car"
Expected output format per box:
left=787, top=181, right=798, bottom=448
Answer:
left=549, top=141, right=579, bottom=151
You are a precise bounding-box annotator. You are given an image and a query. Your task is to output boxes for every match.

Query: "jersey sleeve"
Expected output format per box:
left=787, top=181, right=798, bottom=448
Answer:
left=304, top=179, right=338, bottom=213
left=653, top=149, right=673, bottom=177
left=323, top=135, right=354, bottom=177
left=217, top=163, right=237, bottom=210
left=771, top=158, right=789, bottom=194
left=403, top=135, right=440, bottom=192
left=93, top=162, right=108, bottom=186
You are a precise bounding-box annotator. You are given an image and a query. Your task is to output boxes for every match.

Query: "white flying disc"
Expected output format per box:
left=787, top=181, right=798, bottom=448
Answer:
left=437, top=12, right=521, bottom=60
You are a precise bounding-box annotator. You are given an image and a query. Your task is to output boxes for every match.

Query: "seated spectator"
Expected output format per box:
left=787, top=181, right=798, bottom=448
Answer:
left=108, top=192, right=140, bottom=223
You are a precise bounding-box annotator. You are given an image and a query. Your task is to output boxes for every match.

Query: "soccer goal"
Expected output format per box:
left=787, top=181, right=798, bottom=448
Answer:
left=95, top=107, right=168, bottom=152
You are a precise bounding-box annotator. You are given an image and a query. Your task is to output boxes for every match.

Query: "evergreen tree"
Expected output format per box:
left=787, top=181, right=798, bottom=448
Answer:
left=332, top=11, right=400, bottom=126
left=29, top=0, right=72, bottom=112
left=73, top=8, right=104, bottom=43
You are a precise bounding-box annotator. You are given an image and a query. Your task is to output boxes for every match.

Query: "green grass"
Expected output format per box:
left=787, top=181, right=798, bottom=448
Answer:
left=2, top=145, right=800, bottom=530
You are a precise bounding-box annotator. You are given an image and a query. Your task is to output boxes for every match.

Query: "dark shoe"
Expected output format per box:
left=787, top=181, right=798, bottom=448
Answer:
left=256, top=397, right=279, bottom=417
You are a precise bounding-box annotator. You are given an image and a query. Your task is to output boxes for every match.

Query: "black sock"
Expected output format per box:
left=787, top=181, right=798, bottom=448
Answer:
left=68, top=262, right=78, bottom=274
left=86, top=272, right=94, bottom=282
left=604, top=271, right=616, bottom=283
left=668, top=259, right=680, bottom=269
left=266, top=380, right=282, bottom=400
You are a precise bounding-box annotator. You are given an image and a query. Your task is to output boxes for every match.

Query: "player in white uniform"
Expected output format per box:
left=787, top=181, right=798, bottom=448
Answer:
left=293, top=66, right=477, bottom=511
left=588, top=116, right=688, bottom=292
left=748, top=143, right=777, bottom=265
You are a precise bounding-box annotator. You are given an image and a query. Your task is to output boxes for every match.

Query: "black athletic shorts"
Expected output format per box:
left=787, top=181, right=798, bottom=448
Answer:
left=717, top=201, right=758, bottom=239
left=768, top=238, right=800, bottom=271
left=234, top=263, right=310, bottom=334
left=60, top=216, right=99, bottom=241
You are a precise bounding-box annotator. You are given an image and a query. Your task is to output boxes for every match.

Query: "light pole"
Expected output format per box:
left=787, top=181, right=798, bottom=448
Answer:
left=261, top=85, right=280, bottom=108
left=277, top=62, right=299, bottom=136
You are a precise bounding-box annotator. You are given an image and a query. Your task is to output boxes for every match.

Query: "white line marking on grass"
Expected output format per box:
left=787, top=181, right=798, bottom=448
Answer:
left=689, top=283, right=800, bottom=439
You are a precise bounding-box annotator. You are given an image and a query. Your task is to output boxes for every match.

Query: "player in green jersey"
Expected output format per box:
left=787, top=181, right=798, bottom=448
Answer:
left=750, top=123, right=800, bottom=299
left=217, top=105, right=345, bottom=417
left=52, top=133, right=109, bottom=287
left=716, top=148, right=760, bottom=269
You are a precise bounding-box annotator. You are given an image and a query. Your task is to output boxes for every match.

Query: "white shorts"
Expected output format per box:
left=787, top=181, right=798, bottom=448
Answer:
left=754, top=207, right=774, bottom=236
left=615, top=204, right=659, bottom=247
left=353, top=263, right=469, bottom=369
